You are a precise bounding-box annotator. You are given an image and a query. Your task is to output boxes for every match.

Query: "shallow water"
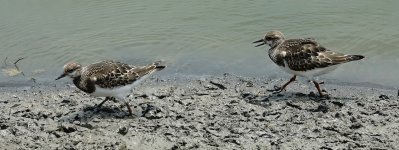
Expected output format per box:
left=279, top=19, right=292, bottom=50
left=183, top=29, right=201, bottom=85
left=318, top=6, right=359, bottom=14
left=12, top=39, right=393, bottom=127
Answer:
left=0, top=0, right=398, bottom=87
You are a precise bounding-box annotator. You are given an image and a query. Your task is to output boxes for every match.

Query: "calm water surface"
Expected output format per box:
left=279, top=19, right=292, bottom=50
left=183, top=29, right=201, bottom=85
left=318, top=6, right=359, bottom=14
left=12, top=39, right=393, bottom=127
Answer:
left=1, top=0, right=398, bottom=87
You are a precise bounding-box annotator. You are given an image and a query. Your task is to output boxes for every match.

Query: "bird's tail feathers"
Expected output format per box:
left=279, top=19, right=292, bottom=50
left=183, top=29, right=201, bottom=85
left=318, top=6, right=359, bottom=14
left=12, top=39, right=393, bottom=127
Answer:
left=153, top=60, right=166, bottom=70
left=347, top=55, right=365, bottom=61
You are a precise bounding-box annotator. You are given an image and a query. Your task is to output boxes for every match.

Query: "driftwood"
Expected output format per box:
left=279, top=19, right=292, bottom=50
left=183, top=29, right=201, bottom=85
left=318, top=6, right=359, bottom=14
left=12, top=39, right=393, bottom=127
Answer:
left=2, top=57, right=26, bottom=77
left=3, top=57, right=8, bottom=68
left=13, top=57, right=25, bottom=76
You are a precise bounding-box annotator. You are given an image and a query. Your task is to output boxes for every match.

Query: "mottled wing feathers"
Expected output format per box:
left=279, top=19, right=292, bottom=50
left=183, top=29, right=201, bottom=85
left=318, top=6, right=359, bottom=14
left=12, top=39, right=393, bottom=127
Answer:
left=83, top=60, right=163, bottom=89
left=277, top=39, right=364, bottom=71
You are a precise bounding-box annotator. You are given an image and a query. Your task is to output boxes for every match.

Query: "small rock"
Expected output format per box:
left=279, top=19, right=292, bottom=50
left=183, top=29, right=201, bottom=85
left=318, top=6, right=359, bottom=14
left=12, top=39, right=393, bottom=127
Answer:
left=310, top=104, right=329, bottom=113
left=356, top=102, right=365, bottom=107
left=79, top=123, right=94, bottom=130
left=230, top=100, right=239, bottom=104
left=0, top=124, right=9, bottom=130
left=210, top=80, right=227, bottom=90
left=118, top=127, right=128, bottom=135
left=276, top=94, right=284, bottom=97
left=286, top=102, right=302, bottom=110
left=72, top=121, right=80, bottom=125
left=92, top=118, right=101, bottom=123
left=349, top=123, right=363, bottom=129
left=331, top=101, right=344, bottom=107
left=241, top=93, right=256, bottom=100
left=308, top=92, right=317, bottom=97
left=57, top=125, right=76, bottom=133
left=223, top=138, right=241, bottom=145
left=379, top=95, right=389, bottom=100
left=61, top=99, right=71, bottom=103
left=320, top=146, right=333, bottom=150
left=295, top=92, right=307, bottom=97
left=242, top=111, right=251, bottom=118
left=141, top=104, right=164, bottom=119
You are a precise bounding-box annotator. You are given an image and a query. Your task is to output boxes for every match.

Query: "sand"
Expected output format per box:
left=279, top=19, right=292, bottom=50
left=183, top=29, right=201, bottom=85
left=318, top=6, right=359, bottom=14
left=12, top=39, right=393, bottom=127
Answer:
left=0, top=74, right=398, bottom=149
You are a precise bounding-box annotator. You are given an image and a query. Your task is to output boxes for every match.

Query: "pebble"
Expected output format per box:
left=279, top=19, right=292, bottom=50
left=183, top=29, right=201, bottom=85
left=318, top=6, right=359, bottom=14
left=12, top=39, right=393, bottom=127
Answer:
left=117, top=127, right=128, bottom=135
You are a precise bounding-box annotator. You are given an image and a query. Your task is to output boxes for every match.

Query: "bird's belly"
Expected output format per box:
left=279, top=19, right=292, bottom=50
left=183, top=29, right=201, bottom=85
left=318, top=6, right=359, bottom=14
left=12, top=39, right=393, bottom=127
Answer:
left=91, top=84, right=136, bottom=99
left=90, top=75, right=148, bottom=99
left=279, top=65, right=339, bottom=80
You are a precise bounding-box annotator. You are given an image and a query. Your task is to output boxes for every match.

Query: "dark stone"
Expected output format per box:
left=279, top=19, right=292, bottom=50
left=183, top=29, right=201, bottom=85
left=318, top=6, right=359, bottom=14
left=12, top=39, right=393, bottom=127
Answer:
left=118, top=127, right=128, bottom=135
left=241, top=93, right=251, bottom=98
left=310, top=104, right=329, bottom=113
left=157, top=95, right=167, bottom=99
left=61, top=99, right=71, bottom=103
left=308, top=92, right=317, bottom=97
left=0, top=124, right=9, bottom=130
left=286, top=102, right=302, bottom=110
left=57, top=126, right=76, bottom=133
left=379, top=95, right=389, bottom=100
left=79, top=123, right=94, bottom=130
left=349, top=123, right=363, bottom=129
left=356, top=102, right=365, bottom=107
left=141, top=104, right=164, bottom=119
left=210, top=80, right=227, bottom=90
left=176, top=115, right=184, bottom=120
left=295, top=92, right=307, bottom=97
left=223, top=138, right=241, bottom=145
left=136, top=94, right=148, bottom=99
left=331, top=101, right=344, bottom=107
left=320, top=146, right=333, bottom=150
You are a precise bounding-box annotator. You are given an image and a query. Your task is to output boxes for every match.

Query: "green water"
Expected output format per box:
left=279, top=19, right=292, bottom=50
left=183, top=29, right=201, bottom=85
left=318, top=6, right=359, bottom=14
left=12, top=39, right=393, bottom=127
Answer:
left=1, top=0, right=398, bottom=87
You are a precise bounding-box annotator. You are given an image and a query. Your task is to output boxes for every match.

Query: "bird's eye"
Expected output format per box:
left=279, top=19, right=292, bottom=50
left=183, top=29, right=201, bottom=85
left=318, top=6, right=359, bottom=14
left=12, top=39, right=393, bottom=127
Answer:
left=67, top=69, right=74, bottom=73
left=265, top=37, right=273, bottom=40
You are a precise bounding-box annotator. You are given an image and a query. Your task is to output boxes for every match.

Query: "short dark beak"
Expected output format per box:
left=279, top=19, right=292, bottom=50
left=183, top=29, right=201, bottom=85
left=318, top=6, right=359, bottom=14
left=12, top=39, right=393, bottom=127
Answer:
left=253, top=39, right=265, bottom=47
left=55, top=73, right=67, bottom=80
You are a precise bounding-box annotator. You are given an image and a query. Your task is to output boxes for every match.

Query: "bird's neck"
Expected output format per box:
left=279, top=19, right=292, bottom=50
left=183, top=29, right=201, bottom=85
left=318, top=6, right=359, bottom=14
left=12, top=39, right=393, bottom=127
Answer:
left=269, top=39, right=284, bottom=49
left=69, top=68, right=82, bottom=79
left=268, top=40, right=284, bottom=64
left=71, top=70, right=95, bottom=94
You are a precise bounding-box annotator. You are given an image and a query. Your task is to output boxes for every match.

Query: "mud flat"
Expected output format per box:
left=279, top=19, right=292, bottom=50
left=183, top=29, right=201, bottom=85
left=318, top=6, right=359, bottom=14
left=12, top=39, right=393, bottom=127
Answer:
left=0, top=74, right=398, bottom=149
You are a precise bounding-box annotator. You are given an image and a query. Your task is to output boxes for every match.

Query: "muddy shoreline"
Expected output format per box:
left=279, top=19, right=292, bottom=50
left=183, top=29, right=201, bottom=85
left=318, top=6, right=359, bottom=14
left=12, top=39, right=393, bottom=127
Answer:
left=0, top=74, right=398, bottom=149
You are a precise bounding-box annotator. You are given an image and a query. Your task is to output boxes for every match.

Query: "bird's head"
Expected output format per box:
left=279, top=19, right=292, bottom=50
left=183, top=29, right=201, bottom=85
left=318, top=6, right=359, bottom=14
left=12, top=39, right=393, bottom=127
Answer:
left=253, top=30, right=285, bottom=47
left=56, top=62, right=82, bottom=80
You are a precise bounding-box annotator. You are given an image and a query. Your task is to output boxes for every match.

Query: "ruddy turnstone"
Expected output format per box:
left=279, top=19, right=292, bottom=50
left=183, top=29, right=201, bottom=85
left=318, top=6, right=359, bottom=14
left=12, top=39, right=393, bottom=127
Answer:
left=56, top=60, right=166, bottom=115
left=253, top=30, right=364, bottom=97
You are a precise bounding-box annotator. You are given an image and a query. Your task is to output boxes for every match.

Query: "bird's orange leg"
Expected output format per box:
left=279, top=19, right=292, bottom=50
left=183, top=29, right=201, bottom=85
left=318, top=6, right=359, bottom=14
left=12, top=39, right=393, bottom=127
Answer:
left=268, top=75, right=296, bottom=93
left=312, top=81, right=324, bottom=97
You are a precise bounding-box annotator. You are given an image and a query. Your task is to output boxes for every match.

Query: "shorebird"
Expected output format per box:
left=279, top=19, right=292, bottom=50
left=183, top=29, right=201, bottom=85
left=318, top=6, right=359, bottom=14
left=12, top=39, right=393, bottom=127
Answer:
left=56, top=60, right=166, bottom=115
left=253, top=30, right=364, bottom=97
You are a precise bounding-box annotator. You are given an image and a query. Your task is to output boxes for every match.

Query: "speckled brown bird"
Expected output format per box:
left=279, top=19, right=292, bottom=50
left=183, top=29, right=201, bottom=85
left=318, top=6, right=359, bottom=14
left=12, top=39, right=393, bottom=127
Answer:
left=253, top=30, right=364, bottom=97
left=56, top=60, right=166, bottom=115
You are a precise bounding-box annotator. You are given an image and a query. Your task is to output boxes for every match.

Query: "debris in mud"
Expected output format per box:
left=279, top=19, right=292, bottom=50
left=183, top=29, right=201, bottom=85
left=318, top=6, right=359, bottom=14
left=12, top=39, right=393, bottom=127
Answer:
left=349, top=123, right=363, bottom=129
left=295, top=92, right=307, bottom=97
left=2, top=57, right=26, bottom=77
left=209, top=80, right=227, bottom=90
left=141, top=104, right=164, bottom=119
left=79, top=123, right=94, bottom=130
left=286, top=102, right=302, bottom=110
left=57, top=125, right=76, bottom=133
left=0, top=74, right=397, bottom=149
left=309, top=104, right=329, bottom=113
left=2, top=68, right=22, bottom=77
left=31, top=69, right=46, bottom=76
left=378, top=95, right=389, bottom=100
left=331, top=101, right=344, bottom=107
left=118, top=127, right=128, bottom=135
left=0, top=124, right=9, bottom=130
